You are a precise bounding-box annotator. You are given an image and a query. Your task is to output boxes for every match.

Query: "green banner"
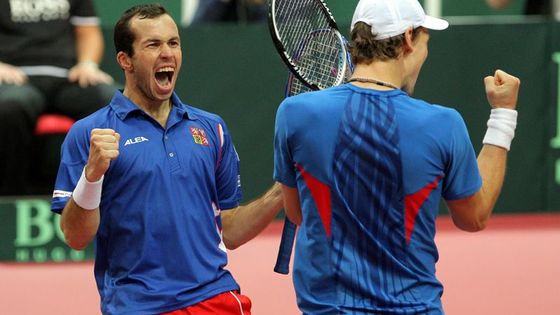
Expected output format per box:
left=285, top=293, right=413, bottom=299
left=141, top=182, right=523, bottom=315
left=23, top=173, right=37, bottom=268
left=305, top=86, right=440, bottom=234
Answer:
left=95, top=0, right=182, bottom=27
left=0, top=198, right=93, bottom=262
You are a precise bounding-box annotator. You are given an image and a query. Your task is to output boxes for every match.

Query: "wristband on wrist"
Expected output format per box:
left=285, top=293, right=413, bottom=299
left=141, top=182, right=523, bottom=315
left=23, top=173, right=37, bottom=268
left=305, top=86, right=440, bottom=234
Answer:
left=482, top=108, right=518, bottom=151
left=72, top=166, right=103, bottom=210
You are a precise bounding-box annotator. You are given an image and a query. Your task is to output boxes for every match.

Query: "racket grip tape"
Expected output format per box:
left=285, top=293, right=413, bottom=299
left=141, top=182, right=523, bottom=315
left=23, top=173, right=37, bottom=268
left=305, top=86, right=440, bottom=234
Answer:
left=273, top=217, right=297, bottom=275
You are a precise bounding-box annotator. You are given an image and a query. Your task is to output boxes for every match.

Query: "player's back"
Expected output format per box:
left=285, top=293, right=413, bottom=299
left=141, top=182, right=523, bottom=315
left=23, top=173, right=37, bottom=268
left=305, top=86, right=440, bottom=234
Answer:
left=275, top=83, right=475, bottom=314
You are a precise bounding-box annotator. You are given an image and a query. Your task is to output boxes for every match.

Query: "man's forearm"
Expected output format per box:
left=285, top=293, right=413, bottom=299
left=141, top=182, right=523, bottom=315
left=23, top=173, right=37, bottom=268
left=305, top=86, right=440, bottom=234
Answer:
left=476, top=144, right=508, bottom=218
left=74, top=25, right=105, bottom=64
left=221, top=183, right=283, bottom=249
left=60, top=198, right=100, bottom=250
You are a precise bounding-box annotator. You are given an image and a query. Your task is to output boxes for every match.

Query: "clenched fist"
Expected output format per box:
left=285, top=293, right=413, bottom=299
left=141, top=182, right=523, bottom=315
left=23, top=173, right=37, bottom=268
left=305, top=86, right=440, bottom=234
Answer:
left=484, top=69, right=521, bottom=110
left=86, top=128, right=120, bottom=182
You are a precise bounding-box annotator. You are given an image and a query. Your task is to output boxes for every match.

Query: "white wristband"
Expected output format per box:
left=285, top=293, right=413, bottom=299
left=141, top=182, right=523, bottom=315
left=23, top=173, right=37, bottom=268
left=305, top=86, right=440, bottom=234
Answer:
left=72, top=167, right=104, bottom=210
left=482, top=108, right=518, bottom=151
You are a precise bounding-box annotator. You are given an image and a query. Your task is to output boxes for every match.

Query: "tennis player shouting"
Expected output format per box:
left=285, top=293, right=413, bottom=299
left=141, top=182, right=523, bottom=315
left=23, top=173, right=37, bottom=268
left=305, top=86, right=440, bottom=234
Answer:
left=273, top=0, right=520, bottom=314
left=51, top=3, right=282, bottom=315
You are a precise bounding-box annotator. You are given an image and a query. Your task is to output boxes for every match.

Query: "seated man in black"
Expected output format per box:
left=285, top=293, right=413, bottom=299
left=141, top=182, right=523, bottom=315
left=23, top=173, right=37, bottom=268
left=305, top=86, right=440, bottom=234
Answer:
left=0, top=0, right=119, bottom=195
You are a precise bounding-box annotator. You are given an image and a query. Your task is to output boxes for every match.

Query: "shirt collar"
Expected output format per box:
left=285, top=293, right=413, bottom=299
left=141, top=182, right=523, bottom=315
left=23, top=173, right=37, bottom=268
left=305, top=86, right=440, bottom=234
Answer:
left=109, top=90, right=199, bottom=121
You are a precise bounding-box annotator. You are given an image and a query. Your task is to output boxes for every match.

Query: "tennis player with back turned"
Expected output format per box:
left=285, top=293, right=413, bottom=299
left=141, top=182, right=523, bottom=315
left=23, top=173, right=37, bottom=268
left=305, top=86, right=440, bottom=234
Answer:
left=273, top=0, right=520, bottom=313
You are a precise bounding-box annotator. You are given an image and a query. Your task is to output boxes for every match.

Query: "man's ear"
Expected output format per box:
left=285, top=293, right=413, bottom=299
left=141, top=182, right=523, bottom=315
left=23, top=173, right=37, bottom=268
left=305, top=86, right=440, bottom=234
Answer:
left=403, top=27, right=415, bottom=54
left=116, top=51, right=133, bottom=71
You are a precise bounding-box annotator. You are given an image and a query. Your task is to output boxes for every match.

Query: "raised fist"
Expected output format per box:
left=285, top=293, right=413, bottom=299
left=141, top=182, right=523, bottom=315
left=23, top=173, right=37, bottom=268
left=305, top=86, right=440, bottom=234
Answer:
left=86, top=128, right=120, bottom=181
left=484, top=69, right=521, bottom=110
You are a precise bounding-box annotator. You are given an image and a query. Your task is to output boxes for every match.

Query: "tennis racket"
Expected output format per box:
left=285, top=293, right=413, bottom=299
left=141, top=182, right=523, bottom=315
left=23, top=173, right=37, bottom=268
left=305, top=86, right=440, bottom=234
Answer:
left=268, top=0, right=349, bottom=90
left=273, top=72, right=312, bottom=275
left=274, top=215, right=297, bottom=275
left=269, top=0, right=353, bottom=275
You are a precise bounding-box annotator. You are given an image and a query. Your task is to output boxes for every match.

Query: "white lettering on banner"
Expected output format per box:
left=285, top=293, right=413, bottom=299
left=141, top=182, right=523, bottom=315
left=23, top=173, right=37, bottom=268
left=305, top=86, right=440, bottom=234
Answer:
left=10, top=0, right=70, bottom=23
left=552, top=53, right=560, bottom=184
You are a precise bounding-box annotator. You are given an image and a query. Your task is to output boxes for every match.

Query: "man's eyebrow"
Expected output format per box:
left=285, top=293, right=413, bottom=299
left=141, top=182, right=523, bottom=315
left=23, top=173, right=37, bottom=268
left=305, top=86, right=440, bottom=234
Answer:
left=143, top=36, right=180, bottom=43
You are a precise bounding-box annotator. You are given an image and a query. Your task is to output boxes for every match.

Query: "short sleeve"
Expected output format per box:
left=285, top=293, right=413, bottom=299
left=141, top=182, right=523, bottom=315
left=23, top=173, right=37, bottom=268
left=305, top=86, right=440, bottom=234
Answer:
left=215, top=120, right=243, bottom=210
left=51, top=122, right=91, bottom=213
left=70, top=0, right=99, bottom=25
left=442, top=110, right=482, bottom=200
left=273, top=100, right=297, bottom=187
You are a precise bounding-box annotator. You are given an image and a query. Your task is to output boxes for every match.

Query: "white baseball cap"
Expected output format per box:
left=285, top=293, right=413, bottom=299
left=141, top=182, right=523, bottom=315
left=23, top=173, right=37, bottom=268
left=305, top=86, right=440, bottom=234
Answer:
left=351, top=0, right=449, bottom=40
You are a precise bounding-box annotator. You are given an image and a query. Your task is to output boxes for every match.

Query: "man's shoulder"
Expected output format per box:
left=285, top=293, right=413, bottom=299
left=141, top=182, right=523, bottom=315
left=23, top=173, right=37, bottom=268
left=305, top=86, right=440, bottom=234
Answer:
left=281, top=85, right=346, bottom=109
left=183, top=104, right=225, bottom=124
left=404, top=96, right=462, bottom=119
left=69, top=105, right=113, bottom=133
left=171, top=92, right=224, bottom=124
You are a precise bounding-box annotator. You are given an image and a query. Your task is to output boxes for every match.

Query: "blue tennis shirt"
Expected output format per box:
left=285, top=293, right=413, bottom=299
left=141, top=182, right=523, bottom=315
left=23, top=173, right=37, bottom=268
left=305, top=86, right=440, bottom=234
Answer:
left=52, top=91, right=242, bottom=315
left=274, top=84, right=482, bottom=314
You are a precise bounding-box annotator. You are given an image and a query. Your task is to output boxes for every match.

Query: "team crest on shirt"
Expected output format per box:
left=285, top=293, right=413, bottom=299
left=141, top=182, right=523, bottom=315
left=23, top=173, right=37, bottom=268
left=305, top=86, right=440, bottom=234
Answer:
left=190, top=127, right=209, bottom=146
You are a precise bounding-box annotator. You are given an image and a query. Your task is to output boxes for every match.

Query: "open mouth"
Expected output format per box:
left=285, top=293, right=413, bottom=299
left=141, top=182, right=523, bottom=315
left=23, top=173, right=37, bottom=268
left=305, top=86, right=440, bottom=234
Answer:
left=155, top=67, right=174, bottom=87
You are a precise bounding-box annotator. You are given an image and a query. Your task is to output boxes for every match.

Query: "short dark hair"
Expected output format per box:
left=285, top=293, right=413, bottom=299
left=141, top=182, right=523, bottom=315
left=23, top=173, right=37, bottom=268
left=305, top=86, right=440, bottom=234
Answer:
left=349, top=22, right=421, bottom=65
left=113, top=3, right=169, bottom=57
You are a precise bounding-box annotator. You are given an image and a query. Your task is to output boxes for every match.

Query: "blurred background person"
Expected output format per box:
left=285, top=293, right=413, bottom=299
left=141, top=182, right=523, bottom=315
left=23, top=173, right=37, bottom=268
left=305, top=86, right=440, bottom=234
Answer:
left=190, top=0, right=267, bottom=25
left=0, top=0, right=119, bottom=196
left=486, top=0, right=560, bottom=18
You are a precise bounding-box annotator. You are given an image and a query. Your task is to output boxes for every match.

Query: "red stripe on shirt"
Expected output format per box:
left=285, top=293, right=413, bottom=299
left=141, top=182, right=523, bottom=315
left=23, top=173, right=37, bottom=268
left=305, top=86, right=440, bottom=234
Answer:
left=296, top=163, right=332, bottom=238
left=404, top=175, right=442, bottom=244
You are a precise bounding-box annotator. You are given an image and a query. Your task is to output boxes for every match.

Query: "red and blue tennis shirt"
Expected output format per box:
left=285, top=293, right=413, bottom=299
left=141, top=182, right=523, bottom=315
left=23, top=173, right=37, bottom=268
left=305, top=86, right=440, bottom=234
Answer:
left=274, top=83, right=482, bottom=314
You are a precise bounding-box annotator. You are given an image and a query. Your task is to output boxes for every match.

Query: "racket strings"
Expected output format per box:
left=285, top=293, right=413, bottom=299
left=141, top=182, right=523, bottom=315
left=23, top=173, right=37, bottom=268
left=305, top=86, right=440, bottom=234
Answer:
left=288, top=72, right=312, bottom=96
left=297, top=32, right=345, bottom=88
left=274, top=0, right=347, bottom=89
left=277, top=1, right=326, bottom=53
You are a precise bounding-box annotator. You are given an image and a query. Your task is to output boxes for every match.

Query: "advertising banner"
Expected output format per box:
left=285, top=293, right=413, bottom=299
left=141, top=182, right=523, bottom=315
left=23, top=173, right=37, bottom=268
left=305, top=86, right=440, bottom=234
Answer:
left=0, top=198, right=93, bottom=262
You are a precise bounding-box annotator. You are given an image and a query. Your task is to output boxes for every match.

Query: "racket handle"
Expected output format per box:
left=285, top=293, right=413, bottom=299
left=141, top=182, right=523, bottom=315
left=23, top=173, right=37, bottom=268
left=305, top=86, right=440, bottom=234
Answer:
left=274, top=216, right=297, bottom=275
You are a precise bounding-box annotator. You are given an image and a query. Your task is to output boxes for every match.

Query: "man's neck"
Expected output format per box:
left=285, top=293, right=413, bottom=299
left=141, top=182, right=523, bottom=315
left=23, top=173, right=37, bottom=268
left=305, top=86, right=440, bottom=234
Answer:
left=351, top=60, right=404, bottom=90
left=123, top=89, right=172, bottom=128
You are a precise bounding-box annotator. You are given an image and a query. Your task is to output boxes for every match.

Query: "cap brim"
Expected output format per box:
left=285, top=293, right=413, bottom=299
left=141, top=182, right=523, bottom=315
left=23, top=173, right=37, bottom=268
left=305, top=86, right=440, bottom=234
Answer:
left=422, top=15, right=449, bottom=31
